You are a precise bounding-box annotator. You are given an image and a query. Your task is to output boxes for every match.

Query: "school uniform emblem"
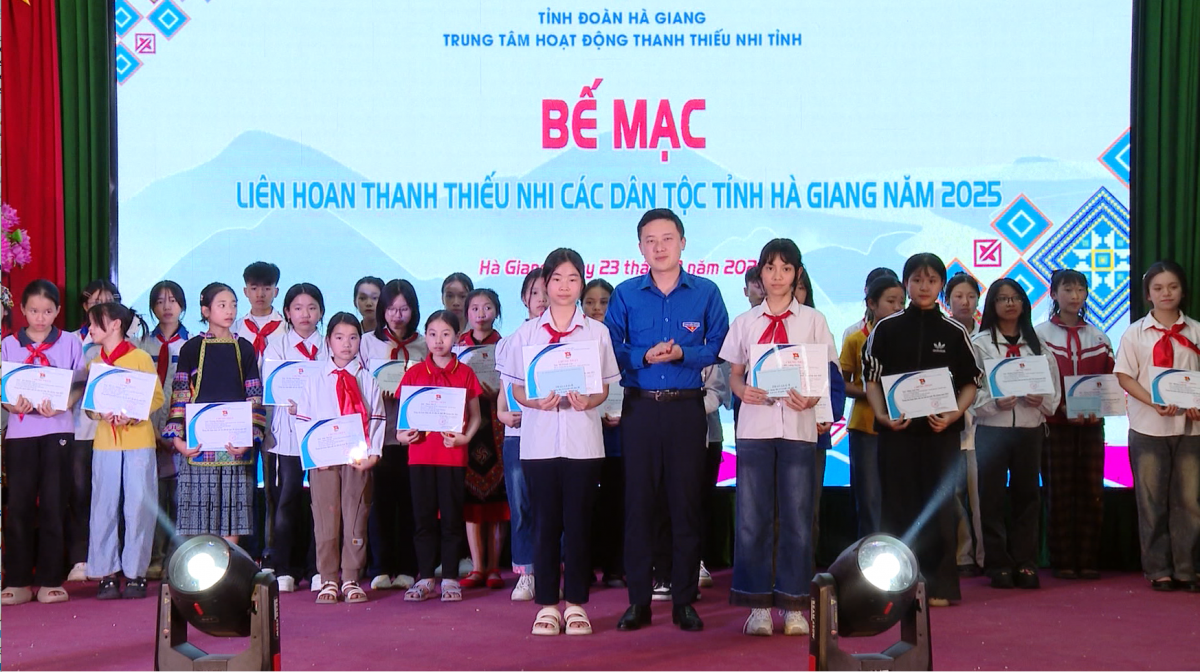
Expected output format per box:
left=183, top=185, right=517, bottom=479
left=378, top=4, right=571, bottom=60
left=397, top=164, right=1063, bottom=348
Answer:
left=682, top=321, right=701, bottom=333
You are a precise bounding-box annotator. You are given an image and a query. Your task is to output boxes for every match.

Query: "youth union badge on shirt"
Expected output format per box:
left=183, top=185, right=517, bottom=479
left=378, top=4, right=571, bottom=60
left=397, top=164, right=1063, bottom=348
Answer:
left=682, top=321, right=701, bottom=333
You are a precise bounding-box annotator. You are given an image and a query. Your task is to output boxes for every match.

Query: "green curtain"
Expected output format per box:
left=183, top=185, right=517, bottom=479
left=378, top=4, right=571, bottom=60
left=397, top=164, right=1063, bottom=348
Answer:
left=57, top=0, right=111, bottom=328
left=1131, top=0, right=1200, bottom=318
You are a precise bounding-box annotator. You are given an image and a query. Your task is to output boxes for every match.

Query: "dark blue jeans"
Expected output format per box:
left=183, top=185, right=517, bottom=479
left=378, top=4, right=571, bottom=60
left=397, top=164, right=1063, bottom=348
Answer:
left=731, top=437, right=815, bottom=610
left=503, top=436, right=535, bottom=573
left=848, top=430, right=882, bottom=537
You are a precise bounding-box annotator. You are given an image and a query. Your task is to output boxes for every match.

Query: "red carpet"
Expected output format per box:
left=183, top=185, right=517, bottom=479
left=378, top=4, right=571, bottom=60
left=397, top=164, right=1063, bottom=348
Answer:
left=4, top=569, right=1197, bottom=670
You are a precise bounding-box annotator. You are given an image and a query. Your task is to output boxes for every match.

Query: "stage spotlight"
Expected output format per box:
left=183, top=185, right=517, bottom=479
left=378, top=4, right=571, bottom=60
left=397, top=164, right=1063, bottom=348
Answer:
left=155, top=535, right=281, bottom=671
left=810, top=534, right=931, bottom=671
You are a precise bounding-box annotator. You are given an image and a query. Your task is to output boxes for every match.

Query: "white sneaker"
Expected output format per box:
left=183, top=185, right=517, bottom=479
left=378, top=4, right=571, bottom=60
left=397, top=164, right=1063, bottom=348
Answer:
left=276, top=575, right=296, bottom=593
left=744, top=608, right=773, bottom=636
left=370, top=574, right=392, bottom=590
left=68, top=562, right=88, bottom=583
left=651, top=581, right=672, bottom=602
left=391, top=574, right=415, bottom=590
left=698, top=562, right=714, bottom=588
left=511, top=574, right=536, bottom=601
left=782, top=610, right=809, bottom=636
left=310, top=573, right=322, bottom=592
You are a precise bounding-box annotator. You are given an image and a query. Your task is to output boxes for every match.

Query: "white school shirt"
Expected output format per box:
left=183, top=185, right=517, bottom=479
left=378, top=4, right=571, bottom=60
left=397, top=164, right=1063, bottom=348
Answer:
left=496, top=333, right=522, bottom=438
left=263, top=329, right=328, bottom=456
left=970, top=331, right=1061, bottom=428
left=232, top=310, right=287, bottom=367
left=719, top=300, right=838, bottom=443
left=139, top=325, right=192, bottom=477
left=72, top=331, right=103, bottom=441
left=841, top=317, right=867, bottom=345
left=1114, top=313, right=1200, bottom=437
left=960, top=322, right=980, bottom=451
left=359, top=330, right=427, bottom=443
left=703, top=362, right=732, bottom=444
left=294, top=359, right=386, bottom=459
left=496, top=308, right=621, bottom=460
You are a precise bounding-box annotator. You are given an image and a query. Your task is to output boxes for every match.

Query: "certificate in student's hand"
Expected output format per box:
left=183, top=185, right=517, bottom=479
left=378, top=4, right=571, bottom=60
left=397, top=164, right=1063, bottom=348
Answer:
left=1064, top=374, right=1126, bottom=418
left=523, top=341, right=603, bottom=399
left=601, top=384, right=625, bottom=418
left=1, top=362, right=75, bottom=411
left=1149, top=366, right=1200, bottom=409
left=262, top=359, right=321, bottom=406
left=984, top=356, right=1053, bottom=398
left=749, top=344, right=829, bottom=398
left=881, top=367, right=957, bottom=420
left=300, top=414, right=369, bottom=470
left=186, top=402, right=254, bottom=451
left=81, top=363, right=158, bottom=420
left=453, top=344, right=501, bottom=391
left=396, top=386, right=467, bottom=432
left=368, top=358, right=412, bottom=394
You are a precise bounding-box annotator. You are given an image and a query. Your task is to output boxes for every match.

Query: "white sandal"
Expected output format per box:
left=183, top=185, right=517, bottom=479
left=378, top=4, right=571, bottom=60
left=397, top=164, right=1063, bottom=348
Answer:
left=1, top=586, right=33, bottom=606
left=405, top=579, right=435, bottom=602
left=440, top=579, right=462, bottom=602
left=563, top=605, right=593, bottom=635
left=315, top=581, right=340, bottom=604
left=532, top=606, right=562, bottom=635
left=342, top=580, right=368, bottom=604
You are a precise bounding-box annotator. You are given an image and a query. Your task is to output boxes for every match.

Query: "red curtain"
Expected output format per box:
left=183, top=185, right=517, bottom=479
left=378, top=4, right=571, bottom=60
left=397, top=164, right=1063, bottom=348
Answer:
left=2, top=0, right=66, bottom=330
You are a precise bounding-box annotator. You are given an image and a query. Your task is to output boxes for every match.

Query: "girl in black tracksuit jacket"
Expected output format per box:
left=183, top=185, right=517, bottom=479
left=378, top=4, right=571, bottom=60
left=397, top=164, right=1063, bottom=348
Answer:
left=863, top=253, right=982, bottom=604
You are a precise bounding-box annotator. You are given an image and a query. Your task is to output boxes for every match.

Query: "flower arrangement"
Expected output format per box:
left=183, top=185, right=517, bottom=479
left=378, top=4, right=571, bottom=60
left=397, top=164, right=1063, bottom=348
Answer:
left=2, top=202, right=32, bottom=274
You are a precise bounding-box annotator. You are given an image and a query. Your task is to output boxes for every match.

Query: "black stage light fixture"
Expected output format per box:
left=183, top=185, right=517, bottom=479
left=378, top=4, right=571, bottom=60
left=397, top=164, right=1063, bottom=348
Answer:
left=155, top=535, right=281, bottom=671
left=810, top=533, right=931, bottom=671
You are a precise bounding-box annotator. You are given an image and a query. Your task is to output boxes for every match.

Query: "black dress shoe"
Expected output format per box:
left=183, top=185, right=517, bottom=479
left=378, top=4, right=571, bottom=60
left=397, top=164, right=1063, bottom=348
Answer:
left=617, top=604, right=652, bottom=631
left=672, top=604, right=704, bottom=631
left=1150, top=579, right=1177, bottom=592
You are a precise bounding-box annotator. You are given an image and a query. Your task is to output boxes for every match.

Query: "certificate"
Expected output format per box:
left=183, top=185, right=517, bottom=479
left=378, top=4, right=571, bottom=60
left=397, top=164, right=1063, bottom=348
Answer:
left=1, top=362, right=74, bottom=411
left=299, top=414, right=369, bottom=470
left=368, top=358, right=412, bottom=394
left=186, top=402, right=254, bottom=451
left=453, top=344, right=501, bottom=390
left=396, top=386, right=467, bottom=432
left=984, top=356, right=1053, bottom=398
left=749, top=344, right=829, bottom=398
left=601, top=384, right=625, bottom=418
left=262, top=359, right=321, bottom=406
left=523, top=341, right=603, bottom=399
left=1064, top=374, right=1126, bottom=418
left=81, top=363, right=158, bottom=420
left=1149, top=367, right=1200, bottom=409
left=502, top=381, right=520, bottom=414
left=881, top=367, right=957, bottom=420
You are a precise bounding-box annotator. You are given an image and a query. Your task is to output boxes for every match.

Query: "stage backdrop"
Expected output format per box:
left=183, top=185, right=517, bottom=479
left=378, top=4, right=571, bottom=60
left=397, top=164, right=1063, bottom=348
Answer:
left=114, top=0, right=1133, bottom=487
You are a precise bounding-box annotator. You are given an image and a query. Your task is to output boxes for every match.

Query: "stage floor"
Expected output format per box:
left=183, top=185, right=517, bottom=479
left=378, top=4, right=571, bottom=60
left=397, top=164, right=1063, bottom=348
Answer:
left=4, top=569, right=1197, bottom=670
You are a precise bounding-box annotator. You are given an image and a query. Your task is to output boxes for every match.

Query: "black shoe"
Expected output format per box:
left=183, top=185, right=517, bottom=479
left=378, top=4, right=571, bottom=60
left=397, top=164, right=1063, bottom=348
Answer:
left=989, top=568, right=1015, bottom=589
left=672, top=604, right=704, bottom=631
left=1052, top=568, right=1078, bottom=580
left=617, top=604, right=652, bottom=631
left=97, top=575, right=122, bottom=600
left=957, top=563, right=982, bottom=578
left=1014, top=566, right=1041, bottom=589
left=1079, top=569, right=1101, bottom=581
left=123, top=577, right=148, bottom=599
left=1178, top=580, right=1200, bottom=593
left=1151, top=578, right=1177, bottom=592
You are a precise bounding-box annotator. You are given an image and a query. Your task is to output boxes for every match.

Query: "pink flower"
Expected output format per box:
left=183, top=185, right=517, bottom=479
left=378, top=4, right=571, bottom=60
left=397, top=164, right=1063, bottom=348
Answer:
left=1, top=202, right=32, bottom=273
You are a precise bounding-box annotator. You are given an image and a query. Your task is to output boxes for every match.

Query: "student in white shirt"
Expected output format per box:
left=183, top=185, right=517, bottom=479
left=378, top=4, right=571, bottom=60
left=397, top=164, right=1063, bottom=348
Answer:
left=293, top=312, right=385, bottom=604
left=498, top=249, right=620, bottom=637
left=262, top=283, right=328, bottom=593
left=231, top=261, right=285, bottom=364
left=945, top=272, right=986, bottom=578
left=720, top=239, right=837, bottom=637
left=971, top=279, right=1060, bottom=590
left=1115, top=260, right=1200, bottom=592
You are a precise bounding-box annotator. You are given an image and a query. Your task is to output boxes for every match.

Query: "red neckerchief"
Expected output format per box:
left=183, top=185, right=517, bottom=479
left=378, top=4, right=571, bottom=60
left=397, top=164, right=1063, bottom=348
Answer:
left=1150, top=322, right=1200, bottom=368
left=99, top=341, right=137, bottom=439
left=295, top=341, right=318, bottom=360
left=543, top=323, right=580, bottom=343
left=154, top=332, right=183, bottom=384
left=860, top=322, right=871, bottom=336
left=244, top=318, right=282, bottom=358
left=18, top=327, right=61, bottom=365
left=758, top=311, right=792, bottom=344
left=458, top=330, right=501, bottom=346
left=386, top=327, right=418, bottom=361
left=1050, top=314, right=1084, bottom=360
left=333, top=366, right=370, bottom=439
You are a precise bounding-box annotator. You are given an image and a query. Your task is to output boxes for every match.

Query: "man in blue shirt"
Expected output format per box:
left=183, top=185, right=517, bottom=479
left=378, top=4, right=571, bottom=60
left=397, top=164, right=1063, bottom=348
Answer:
left=605, top=208, right=729, bottom=632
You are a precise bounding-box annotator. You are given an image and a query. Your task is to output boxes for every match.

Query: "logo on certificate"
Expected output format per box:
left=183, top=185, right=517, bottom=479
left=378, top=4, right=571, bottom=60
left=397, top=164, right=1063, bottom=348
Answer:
left=919, top=378, right=926, bottom=385
left=683, top=321, right=700, bottom=332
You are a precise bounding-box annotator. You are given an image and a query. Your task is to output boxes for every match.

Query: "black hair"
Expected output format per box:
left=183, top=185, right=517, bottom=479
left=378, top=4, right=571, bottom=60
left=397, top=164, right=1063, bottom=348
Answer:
left=864, top=267, right=897, bottom=290
left=81, top=278, right=120, bottom=306
left=425, top=309, right=461, bottom=335
left=757, top=238, right=803, bottom=291
left=902, top=252, right=948, bottom=285
left=22, top=279, right=62, bottom=308
left=465, top=288, right=502, bottom=324
left=945, top=272, right=981, bottom=298
left=88, top=301, right=149, bottom=340
left=636, top=208, right=685, bottom=238
left=584, top=278, right=614, bottom=296
left=865, top=275, right=905, bottom=324
left=243, top=261, right=280, bottom=286
left=353, top=276, right=384, bottom=302
left=325, top=311, right=363, bottom=338
left=199, top=282, right=237, bottom=324
left=1049, top=269, right=1090, bottom=321
left=521, top=268, right=543, bottom=303
left=282, top=283, right=326, bottom=327
left=541, top=248, right=587, bottom=300
left=798, top=267, right=815, bottom=308
left=1143, top=260, right=1188, bottom=303
left=375, top=279, right=421, bottom=341
left=979, top=278, right=1042, bottom=355
left=744, top=264, right=762, bottom=286
left=149, top=280, right=187, bottom=317
left=441, top=272, right=474, bottom=294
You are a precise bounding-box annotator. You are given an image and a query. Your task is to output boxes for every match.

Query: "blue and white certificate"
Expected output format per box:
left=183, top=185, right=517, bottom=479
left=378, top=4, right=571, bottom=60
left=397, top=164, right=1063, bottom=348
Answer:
left=368, top=358, right=412, bottom=394
left=300, top=414, right=369, bottom=469
left=523, top=341, right=602, bottom=399
left=881, top=367, right=956, bottom=420
left=453, top=344, right=500, bottom=390
left=749, top=343, right=829, bottom=398
left=262, top=359, right=321, bottom=406
left=396, top=386, right=467, bottom=432
left=185, top=401, right=254, bottom=451
left=81, top=362, right=158, bottom=420
left=1, top=362, right=74, bottom=411
left=1064, top=374, right=1125, bottom=418
left=1149, top=366, right=1200, bottom=409
left=984, top=356, right=1054, bottom=397
left=601, top=384, right=625, bottom=418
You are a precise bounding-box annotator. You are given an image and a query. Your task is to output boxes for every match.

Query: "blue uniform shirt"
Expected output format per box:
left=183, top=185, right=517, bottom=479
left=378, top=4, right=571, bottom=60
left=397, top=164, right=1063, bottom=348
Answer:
left=604, top=270, right=729, bottom=390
